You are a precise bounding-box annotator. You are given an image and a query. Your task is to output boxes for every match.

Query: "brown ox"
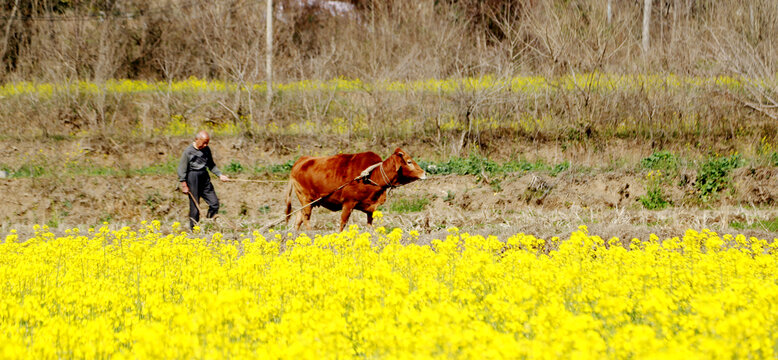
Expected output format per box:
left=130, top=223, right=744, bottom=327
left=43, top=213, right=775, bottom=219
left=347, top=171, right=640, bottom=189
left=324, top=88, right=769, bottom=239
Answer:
left=285, top=148, right=426, bottom=231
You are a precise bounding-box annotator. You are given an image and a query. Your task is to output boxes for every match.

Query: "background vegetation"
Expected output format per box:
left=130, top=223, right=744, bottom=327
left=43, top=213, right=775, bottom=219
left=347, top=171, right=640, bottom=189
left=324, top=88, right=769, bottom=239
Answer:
left=1, top=0, right=776, bottom=152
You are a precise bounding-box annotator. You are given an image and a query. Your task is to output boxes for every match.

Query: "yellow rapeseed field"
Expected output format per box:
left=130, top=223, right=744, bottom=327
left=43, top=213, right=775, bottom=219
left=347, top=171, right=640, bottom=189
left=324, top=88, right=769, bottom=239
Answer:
left=1, top=222, right=777, bottom=359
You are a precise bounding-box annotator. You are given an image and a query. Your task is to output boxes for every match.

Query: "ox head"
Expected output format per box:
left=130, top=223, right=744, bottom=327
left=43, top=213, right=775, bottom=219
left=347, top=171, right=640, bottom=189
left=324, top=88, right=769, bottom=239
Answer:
left=390, top=147, right=426, bottom=185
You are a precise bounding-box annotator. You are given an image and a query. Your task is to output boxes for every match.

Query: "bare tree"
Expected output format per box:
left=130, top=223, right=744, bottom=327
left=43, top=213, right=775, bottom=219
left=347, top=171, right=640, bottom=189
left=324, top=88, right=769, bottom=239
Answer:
left=710, top=31, right=778, bottom=120
left=187, top=1, right=265, bottom=129
left=706, top=1, right=778, bottom=120
left=1, top=0, right=20, bottom=67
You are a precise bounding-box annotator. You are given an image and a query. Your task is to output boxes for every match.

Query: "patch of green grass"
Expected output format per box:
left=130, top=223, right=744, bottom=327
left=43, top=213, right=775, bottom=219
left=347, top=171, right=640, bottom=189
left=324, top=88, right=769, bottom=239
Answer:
left=487, top=178, right=502, bottom=192
left=0, top=165, right=12, bottom=177
left=730, top=217, right=778, bottom=232
left=696, top=154, right=742, bottom=202
left=80, top=166, right=118, bottom=176
left=639, top=188, right=671, bottom=210
left=443, top=191, right=455, bottom=203
left=46, top=218, right=59, bottom=228
left=501, top=159, right=549, bottom=173
left=256, top=159, right=296, bottom=176
left=145, top=192, right=162, bottom=209
left=550, top=161, right=569, bottom=177
left=99, top=214, right=113, bottom=224
left=63, top=161, right=119, bottom=176
left=225, top=160, right=245, bottom=174
left=12, top=163, right=47, bottom=178
left=12, top=158, right=181, bottom=178
left=419, top=155, right=500, bottom=175
left=134, top=158, right=179, bottom=176
left=419, top=155, right=549, bottom=176
left=388, top=198, right=429, bottom=213
left=638, top=157, right=674, bottom=210
left=0, top=156, right=200, bottom=178
left=641, top=151, right=679, bottom=174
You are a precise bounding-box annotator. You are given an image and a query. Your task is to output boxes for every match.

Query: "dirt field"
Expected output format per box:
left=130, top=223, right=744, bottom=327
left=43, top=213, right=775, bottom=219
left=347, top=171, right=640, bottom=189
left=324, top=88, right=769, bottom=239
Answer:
left=2, top=136, right=776, bottom=241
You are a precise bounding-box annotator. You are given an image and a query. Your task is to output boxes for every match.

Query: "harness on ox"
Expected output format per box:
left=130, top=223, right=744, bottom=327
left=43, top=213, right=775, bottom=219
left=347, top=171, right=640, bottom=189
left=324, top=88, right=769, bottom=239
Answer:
left=359, top=162, right=396, bottom=189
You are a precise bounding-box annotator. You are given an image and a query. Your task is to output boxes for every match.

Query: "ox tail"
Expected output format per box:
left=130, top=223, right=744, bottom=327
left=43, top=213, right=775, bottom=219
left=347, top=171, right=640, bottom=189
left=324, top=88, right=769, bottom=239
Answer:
left=285, top=178, right=294, bottom=224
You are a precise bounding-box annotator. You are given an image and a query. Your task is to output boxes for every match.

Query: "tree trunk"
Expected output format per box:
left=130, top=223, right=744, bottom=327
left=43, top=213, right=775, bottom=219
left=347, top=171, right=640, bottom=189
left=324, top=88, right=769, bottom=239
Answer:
left=1, top=0, right=21, bottom=64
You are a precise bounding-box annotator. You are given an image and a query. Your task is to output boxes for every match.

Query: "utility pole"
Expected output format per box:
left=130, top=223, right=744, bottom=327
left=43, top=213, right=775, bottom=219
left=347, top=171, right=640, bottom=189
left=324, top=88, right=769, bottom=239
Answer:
left=266, top=0, right=273, bottom=109
left=642, top=0, right=652, bottom=54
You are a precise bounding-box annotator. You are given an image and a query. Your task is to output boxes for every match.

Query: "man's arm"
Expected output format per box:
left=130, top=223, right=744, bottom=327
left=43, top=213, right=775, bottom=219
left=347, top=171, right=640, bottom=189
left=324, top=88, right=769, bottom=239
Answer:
left=178, top=148, right=190, bottom=193
left=205, top=148, right=229, bottom=181
left=205, top=147, right=222, bottom=176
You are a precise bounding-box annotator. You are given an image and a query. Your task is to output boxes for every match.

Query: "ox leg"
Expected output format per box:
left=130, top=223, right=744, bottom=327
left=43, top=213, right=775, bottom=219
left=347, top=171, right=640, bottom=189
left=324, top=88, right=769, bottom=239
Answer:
left=339, top=202, right=357, bottom=232
left=294, top=212, right=304, bottom=230
left=366, top=211, right=373, bottom=227
left=296, top=205, right=313, bottom=231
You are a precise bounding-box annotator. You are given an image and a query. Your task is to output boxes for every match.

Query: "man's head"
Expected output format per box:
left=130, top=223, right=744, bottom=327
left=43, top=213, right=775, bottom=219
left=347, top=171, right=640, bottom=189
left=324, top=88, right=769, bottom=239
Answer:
left=194, top=130, right=210, bottom=149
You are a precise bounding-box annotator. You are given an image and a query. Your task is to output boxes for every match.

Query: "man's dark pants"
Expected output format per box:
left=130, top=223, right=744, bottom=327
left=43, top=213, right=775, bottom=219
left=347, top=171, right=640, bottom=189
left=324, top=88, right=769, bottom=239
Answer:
left=186, top=169, right=219, bottom=229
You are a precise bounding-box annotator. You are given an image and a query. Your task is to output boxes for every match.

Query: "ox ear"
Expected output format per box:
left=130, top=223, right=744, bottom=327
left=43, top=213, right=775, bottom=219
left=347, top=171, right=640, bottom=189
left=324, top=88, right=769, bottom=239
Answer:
left=393, top=152, right=403, bottom=171
left=394, top=148, right=404, bottom=158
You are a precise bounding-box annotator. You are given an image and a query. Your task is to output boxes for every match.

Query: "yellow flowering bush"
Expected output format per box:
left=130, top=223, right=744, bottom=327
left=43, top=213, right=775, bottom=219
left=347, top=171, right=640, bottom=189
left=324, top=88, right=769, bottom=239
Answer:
left=1, top=223, right=777, bottom=359
left=0, top=74, right=769, bottom=99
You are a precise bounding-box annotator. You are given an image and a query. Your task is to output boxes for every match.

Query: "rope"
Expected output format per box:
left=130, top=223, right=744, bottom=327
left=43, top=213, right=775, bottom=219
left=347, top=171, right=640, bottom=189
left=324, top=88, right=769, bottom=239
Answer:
left=378, top=162, right=395, bottom=188
left=226, top=178, right=287, bottom=183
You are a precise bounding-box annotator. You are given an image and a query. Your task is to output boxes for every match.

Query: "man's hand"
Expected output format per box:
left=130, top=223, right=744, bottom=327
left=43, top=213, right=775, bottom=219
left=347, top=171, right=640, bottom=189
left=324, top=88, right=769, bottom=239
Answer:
left=219, top=175, right=230, bottom=182
left=180, top=182, right=189, bottom=194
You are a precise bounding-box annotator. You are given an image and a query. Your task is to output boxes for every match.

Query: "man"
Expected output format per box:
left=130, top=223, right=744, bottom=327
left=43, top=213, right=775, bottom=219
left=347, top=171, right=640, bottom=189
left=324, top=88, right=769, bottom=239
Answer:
left=177, top=130, right=230, bottom=229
